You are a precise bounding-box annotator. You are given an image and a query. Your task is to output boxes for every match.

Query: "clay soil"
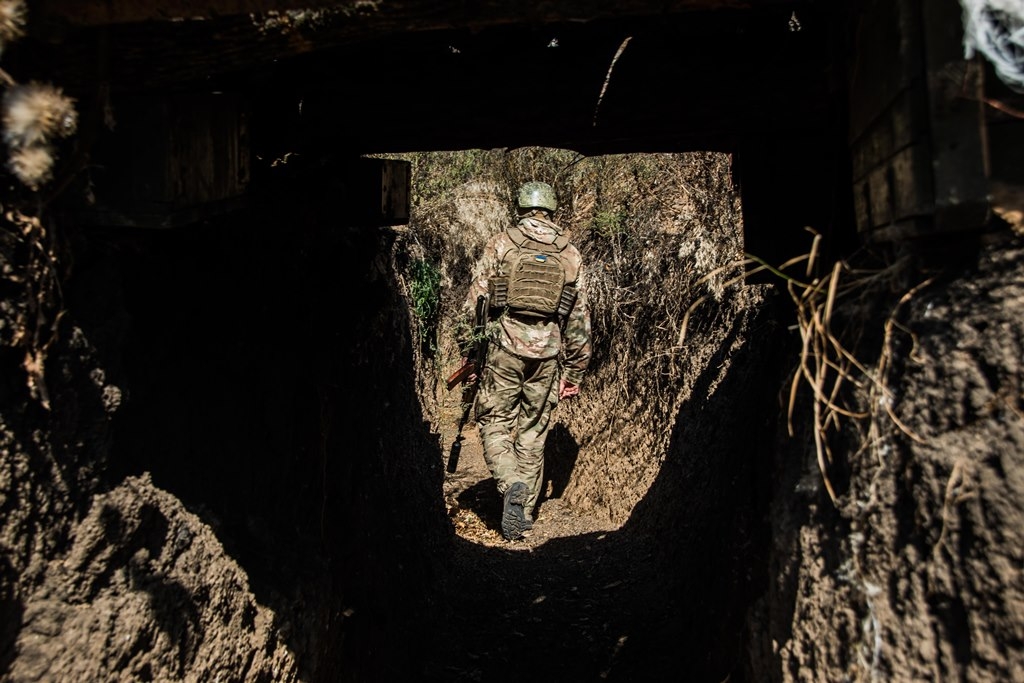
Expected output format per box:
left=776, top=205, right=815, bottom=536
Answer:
left=748, top=232, right=1024, bottom=682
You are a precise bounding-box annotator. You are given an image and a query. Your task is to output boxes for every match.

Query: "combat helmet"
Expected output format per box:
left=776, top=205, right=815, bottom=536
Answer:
left=517, top=181, right=558, bottom=213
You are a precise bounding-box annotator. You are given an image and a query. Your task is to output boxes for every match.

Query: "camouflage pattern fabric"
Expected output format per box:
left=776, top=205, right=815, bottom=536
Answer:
left=475, top=345, right=560, bottom=519
left=458, top=215, right=592, bottom=384
left=457, top=213, right=592, bottom=522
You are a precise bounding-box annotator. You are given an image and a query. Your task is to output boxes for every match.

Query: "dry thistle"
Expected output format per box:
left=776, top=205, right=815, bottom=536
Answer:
left=2, top=82, right=78, bottom=148
left=8, top=143, right=54, bottom=189
left=0, top=0, right=26, bottom=54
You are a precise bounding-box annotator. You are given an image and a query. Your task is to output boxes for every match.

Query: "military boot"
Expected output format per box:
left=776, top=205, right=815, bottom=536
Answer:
left=501, top=482, right=528, bottom=540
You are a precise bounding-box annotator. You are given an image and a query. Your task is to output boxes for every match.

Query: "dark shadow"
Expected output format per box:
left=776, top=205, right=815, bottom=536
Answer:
left=98, top=155, right=450, bottom=682
left=424, top=289, right=790, bottom=683
left=611, top=286, right=786, bottom=682
left=0, top=556, right=22, bottom=678
left=541, top=423, right=579, bottom=506
left=425, top=529, right=665, bottom=682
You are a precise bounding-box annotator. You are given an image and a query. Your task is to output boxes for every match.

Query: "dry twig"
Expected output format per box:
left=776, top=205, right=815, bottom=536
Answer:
left=681, top=229, right=935, bottom=505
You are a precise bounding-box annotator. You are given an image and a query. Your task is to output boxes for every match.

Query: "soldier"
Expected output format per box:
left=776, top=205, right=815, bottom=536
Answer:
left=457, top=181, right=592, bottom=541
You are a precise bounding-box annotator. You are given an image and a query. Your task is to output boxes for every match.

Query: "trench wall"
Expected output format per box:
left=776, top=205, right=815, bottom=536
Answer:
left=0, top=163, right=451, bottom=681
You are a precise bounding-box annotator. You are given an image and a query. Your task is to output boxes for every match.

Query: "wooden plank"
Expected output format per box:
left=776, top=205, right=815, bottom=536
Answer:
left=850, top=86, right=928, bottom=182
left=34, top=0, right=785, bottom=27
left=74, top=197, right=249, bottom=229
left=345, top=158, right=411, bottom=226
left=34, top=0, right=352, bottom=25
left=863, top=216, right=931, bottom=243
left=853, top=177, right=871, bottom=233
left=920, top=0, right=989, bottom=233
left=889, top=142, right=934, bottom=219
left=380, top=160, right=410, bottom=225
left=847, top=0, right=924, bottom=142
left=855, top=142, right=934, bottom=233
left=79, top=92, right=250, bottom=227
left=161, top=94, right=248, bottom=207
left=850, top=0, right=992, bottom=240
left=847, top=0, right=937, bottom=238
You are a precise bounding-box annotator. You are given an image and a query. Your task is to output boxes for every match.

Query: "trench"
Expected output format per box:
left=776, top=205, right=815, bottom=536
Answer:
left=52, top=151, right=796, bottom=682
left=2, top=2, right=1020, bottom=680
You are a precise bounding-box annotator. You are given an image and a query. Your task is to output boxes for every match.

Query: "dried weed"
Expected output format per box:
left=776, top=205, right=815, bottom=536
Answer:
left=681, top=229, right=936, bottom=505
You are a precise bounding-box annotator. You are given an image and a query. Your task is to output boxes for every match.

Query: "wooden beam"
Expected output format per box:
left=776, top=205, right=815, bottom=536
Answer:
left=34, top=0, right=395, bottom=26
left=33, top=0, right=797, bottom=27
left=919, top=0, right=988, bottom=233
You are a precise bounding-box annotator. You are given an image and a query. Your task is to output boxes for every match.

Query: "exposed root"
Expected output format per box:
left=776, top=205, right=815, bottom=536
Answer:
left=593, top=37, right=633, bottom=128
left=933, top=458, right=977, bottom=558
left=682, top=230, right=936, bottom=505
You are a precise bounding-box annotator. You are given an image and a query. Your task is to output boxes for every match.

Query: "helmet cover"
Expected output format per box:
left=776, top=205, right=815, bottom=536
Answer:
left=517, top=181, right=558, bottom=212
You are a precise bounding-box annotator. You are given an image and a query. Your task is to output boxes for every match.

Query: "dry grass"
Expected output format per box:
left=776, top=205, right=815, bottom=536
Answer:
left=395, top=148, right=940, bottom=511
left=0, top=209, right=64, bottom=409
left=680, top=228, right=935, bottom=505
left=392, top=147, right=747, bottom=520
left=789, top=251, right=934, bottom=504
left=391, top=148, right=742, bottom=381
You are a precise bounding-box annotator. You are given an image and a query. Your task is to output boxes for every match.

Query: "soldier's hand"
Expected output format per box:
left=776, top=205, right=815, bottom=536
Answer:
left=463, top=357, right=478, bottom=383
left=559, top=379, right=579, bottom=400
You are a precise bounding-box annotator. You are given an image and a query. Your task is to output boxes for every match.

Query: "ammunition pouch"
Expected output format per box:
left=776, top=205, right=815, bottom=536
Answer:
left=489, top=276, right=508, bottom=312
left=556, top=283, right=577, bottom=320
left=491, top=276, right=577, bottom=323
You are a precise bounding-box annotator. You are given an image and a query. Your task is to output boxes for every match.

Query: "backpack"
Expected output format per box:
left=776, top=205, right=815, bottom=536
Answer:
left=489, top=225, right=577, bottom=321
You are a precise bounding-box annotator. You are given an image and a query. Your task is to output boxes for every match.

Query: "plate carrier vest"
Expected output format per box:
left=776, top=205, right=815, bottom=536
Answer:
left=489, top=225, right=578, bottom=322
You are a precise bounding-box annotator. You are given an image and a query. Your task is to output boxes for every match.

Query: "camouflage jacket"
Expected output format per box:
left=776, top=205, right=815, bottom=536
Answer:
left=458, top=215, right=592, bottom=385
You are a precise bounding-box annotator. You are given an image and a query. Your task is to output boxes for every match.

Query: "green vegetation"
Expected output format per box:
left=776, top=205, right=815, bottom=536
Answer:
left=591, top=209, right=626, bottom=239
left=409, top=258, right=441, bottom=322
left=409, top=257, right=442, bottom=355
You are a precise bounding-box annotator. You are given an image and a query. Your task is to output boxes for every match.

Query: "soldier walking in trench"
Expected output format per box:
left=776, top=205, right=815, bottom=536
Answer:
left=456, top=181, right=592, bottom=541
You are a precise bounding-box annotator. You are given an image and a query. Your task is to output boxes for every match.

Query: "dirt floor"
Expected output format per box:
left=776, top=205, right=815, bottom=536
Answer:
left=437, top=394, right=620, bottom=550
left=425, top=392, right=665, bottom=682
left=420, top=371, right=759, bottom=683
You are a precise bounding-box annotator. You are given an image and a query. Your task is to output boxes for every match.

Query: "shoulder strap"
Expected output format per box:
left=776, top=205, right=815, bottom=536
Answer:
left=505, top=225, right=527, bottom=247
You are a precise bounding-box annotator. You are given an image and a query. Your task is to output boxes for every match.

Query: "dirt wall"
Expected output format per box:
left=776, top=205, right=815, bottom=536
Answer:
left=1, top=159, right=452, bottom=681
left=0, top=215, right=123, bottom=678
left=747, top=233, right=1024, bottom=681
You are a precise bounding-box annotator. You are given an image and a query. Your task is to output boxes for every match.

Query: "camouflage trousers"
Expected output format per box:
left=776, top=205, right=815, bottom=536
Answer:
left=475, top=344, right=560, bottom=520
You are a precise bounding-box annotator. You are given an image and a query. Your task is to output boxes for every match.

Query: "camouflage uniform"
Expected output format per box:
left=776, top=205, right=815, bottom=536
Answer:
left=458, top=213, right=592, bottom=525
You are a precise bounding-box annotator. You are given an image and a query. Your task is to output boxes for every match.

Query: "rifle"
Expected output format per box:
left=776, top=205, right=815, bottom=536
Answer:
left=446, top=293, right=489, bottom=473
